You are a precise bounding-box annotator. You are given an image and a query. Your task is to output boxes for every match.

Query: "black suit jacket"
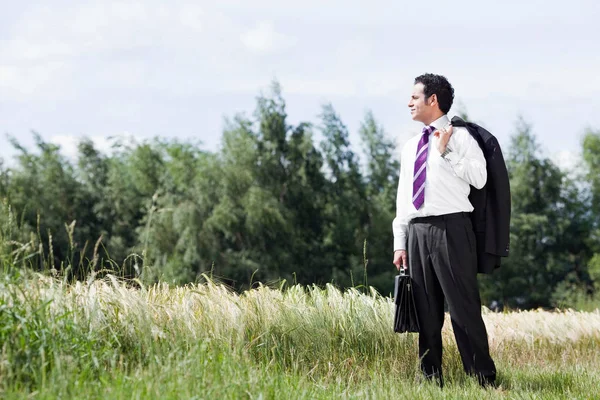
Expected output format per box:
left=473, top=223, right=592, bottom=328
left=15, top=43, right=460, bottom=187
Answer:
left=451, top=117, right=511, bottom=274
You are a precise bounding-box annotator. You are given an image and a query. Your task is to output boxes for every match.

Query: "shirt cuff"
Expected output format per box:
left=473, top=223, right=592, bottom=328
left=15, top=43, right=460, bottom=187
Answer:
left=441, top=147, right=461, bottom=166
left=394, top=235, right=407, bottom=251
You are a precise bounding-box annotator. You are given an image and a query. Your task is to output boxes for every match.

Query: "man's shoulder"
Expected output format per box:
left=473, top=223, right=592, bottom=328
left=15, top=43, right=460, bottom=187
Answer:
left=451, top=121, right=493, bottom=142
left=452, top=124, right=472, bottom=139
left=451, top=124, right=482, bottom=148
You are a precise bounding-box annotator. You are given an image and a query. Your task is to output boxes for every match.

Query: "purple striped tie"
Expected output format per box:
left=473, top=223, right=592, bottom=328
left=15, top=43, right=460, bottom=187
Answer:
left=412, top=126, right=435, bottom=209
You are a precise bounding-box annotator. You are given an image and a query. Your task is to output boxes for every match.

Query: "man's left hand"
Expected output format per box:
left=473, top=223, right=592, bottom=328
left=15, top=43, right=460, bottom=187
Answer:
left=434, top=124, right=453, bottom=153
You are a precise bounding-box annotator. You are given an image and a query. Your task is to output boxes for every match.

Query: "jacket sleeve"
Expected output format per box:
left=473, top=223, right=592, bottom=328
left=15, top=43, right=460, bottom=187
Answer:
left=484, top=136, right=511, bottom=257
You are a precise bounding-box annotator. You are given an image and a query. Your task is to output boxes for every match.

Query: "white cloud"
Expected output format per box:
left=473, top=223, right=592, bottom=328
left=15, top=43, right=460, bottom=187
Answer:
left=364, top=74, right=405, bottom=97
left=0, top=2, right=222, bottom=98
left=282, top=78, right=358, bottom=97
left=49, top=135, right=80, bottom=159
left=333, top=38, right=372, bottom=66
left=0, top=62, right=70, bottom=98
left=552, top=150, right=582, bottom=173
left=240, top=21, right=295, bottom=54
left=0, top=66, right=18, bottom=85
left=0, top=1, right=256, bottom=99
left=178, top=4, right=205, bottom=32
left=0, top=2, right=229, bottom=63
left=1, top=0, right=599, bottom=164
left=49, top=134, right=136, bottom=160
left=2, top=38, right=73, bottom=61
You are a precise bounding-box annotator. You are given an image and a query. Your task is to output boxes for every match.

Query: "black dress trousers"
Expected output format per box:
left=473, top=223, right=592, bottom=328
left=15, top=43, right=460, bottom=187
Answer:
left=408, top=212, right=496, bottom=385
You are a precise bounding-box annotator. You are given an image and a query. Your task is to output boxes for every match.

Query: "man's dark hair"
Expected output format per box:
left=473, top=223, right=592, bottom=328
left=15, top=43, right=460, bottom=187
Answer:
left=414, top=73, right=455, bottom=114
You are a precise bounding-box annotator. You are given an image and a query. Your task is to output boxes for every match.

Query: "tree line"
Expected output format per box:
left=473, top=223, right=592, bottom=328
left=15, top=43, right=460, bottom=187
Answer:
left=1, top=82, right=599, bottom=310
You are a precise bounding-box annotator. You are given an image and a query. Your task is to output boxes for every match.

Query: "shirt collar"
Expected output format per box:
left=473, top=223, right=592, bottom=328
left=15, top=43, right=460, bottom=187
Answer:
left=428, top=114, right=450, bottom=132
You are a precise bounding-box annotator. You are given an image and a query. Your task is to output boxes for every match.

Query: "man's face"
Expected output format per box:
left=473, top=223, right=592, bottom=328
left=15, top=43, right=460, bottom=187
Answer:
left=408, top=83, right=433, bottom=123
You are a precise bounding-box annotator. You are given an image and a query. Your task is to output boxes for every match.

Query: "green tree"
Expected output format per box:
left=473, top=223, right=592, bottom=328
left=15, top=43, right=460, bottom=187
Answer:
left=581, top=129, right=600, bottom=298
left=319, top=104, right=368, bottom=287
left=358, top=110, right=399, bottom=293
left=3, top=134, right=90, bottom=272
left=138, top=140, right=217, bottom=283
left=480, top=118, right=590, bottom=308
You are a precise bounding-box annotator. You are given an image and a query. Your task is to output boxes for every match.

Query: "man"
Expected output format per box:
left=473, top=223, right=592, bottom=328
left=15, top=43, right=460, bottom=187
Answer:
left=392, top=73, right=496, bottom=388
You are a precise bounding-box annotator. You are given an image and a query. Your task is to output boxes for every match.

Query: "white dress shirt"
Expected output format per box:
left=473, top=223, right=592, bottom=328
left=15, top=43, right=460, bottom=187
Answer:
left=393, top=114, right=487, bottom=251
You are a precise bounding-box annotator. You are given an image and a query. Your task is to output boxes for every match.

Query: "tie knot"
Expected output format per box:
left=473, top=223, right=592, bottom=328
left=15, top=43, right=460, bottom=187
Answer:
left=422, top=126, right=435, bottom=136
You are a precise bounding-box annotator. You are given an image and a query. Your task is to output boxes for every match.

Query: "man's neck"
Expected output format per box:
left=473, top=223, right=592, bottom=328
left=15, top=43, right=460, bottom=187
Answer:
left=423, top=112, right=445, bottom=126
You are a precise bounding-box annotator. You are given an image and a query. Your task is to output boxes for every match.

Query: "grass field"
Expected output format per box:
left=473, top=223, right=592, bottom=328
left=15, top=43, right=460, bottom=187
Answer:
left=1, top=271, right=599, bottom=399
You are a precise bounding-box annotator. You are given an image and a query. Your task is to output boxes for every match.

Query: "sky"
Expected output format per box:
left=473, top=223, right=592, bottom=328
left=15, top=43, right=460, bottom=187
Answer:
left=1, top=0, right=599, bottom=170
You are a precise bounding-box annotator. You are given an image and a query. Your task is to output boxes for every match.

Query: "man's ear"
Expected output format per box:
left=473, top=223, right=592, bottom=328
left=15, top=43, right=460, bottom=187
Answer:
left=428, top=94, right=438, bottom=107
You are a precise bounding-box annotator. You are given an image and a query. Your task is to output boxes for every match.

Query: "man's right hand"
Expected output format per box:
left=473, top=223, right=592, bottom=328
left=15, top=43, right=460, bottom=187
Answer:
left=393, top=250, right=408, bottom=271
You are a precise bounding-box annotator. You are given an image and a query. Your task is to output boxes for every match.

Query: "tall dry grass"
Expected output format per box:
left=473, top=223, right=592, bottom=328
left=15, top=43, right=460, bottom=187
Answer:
left=2, top=272, right=600, bottom=398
